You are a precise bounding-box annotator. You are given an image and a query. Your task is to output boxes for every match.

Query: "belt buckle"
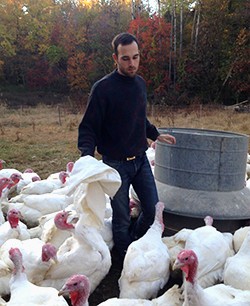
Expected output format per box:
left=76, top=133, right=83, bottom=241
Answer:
left=126, top=156, right=136, bottom=161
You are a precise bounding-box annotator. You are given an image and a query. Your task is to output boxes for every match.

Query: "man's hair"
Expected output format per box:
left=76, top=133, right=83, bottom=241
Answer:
left=112, top=32, right=139, bottom=56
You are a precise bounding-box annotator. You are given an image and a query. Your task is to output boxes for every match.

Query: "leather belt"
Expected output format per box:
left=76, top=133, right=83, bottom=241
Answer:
left=126, top=156, right=136, bottom=161
left=103, top=153, right=144, bottom=162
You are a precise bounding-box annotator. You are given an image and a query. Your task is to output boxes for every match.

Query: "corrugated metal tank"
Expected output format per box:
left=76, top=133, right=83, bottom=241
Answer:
left=155, top=128, right=250, bottom=234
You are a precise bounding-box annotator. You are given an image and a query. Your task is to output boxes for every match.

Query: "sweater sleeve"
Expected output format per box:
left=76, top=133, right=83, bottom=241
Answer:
left=146, top=118, right=160, bottom=141
left=77, top=83, right=105, bottom=156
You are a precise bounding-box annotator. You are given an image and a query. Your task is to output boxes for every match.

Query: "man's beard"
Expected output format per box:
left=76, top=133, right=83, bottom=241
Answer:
left=119, top=66, right=137, bottom=77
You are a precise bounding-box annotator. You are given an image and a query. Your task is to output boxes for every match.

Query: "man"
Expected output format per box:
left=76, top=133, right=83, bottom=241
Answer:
left=78, top=32, right=176, bottom=259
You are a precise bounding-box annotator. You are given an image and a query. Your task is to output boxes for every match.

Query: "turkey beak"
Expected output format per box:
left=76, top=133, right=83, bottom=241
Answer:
left=66, top=211, right=79, bottom=224
left=58, top=286, right=69, bottom=296
left=58, top=290, right=64, bottom=296
left=173, top=258, right=182, bottom=270
left=51, top=256, right=58, bottom=264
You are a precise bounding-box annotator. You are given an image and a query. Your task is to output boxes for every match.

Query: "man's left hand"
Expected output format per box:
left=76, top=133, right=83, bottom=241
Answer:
left=157, top=134, right=176, bottom=145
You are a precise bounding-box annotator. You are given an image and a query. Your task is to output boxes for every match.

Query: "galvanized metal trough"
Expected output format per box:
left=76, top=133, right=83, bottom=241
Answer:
left=155, top=128, right=250, bottom=234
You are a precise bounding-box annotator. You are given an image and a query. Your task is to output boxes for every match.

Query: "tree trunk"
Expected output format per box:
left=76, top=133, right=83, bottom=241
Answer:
left=191, top=1, right=201, bottom=54
left=191, top=7, right=197, bottom=45
left=194, top=4, right=201, bottom=54
left=169, top=0, right=174, bottom=80
left=173, top=0, right=177, bottom=89
left=180, top=0, right=183, bottom=58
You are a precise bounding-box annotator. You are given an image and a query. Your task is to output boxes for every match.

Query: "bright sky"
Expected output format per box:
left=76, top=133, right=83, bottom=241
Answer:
left=143, top=0, right=158, bottom=12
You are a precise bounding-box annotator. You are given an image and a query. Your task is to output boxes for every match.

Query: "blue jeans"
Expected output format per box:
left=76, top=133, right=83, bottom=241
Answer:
left=103, top=153, right=159, bottom=258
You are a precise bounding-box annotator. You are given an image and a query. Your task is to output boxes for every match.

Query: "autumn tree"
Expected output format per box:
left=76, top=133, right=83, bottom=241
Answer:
left=0, top=0, right=248, bottom=105
left=128, top=15, right=172, bottom=102
left=161, top=0, right=249, bottom=104
left=87, top=0, right=132, bottom=81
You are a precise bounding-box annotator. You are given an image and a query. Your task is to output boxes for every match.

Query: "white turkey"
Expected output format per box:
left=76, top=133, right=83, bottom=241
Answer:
left=6, top=247, right=68, bottom=306
left=173, top=249, right=250, bottom=306
left=7, top=155, right=121, bottom=228
left=5, top=193, right=73, bottom=228
left=0, top=238, right=57, bottom=296
left=38, top=210, right=112, bottom=294
left=118, top=201, right=170, bottom=299
left=162, top=227, right=193, bottom=273
left=0, top=178, right=12, bottom=197
left=16, top=169, right=41, bottom=194
left=233, top=226, right=250, bottom=252
left=28, top=183, right=114, bottom=248
left=59, top=274, right=182, bottom=306
left=58, top=274, right=90, bottom=306
left=97, top=284, right=183, bottom=306
left=0, top=178, right=13, bottom=225
left=63, top=208, right=114, bottom=251
left=0, top=167, right=22, bottom=179
left=20, top=171, right=69, bottom=195
left=223, top=229, right=250, bottom=290
left=183, top=215, right=234, bottom=288
left=34, top=210, right=72, bottom=248
left=31, top=206, right=113, bottom=250
left=46, top=161, right=74, bottom=181
left=0, top=209, right=30, bottom=245
left=0, top=173, right=23, bottom=200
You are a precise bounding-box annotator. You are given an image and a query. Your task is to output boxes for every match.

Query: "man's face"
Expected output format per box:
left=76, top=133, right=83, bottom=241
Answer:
left=112, top=41, right=140, bottom=78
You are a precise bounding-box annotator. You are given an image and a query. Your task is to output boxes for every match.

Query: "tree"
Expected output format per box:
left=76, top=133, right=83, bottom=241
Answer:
left=128, top=14, right=172, bottom=100
left=227, top=28, right=250, bottom=103
left=87, top=0, right=131, bottom=80
left=0, top=0, right=248, bottom=105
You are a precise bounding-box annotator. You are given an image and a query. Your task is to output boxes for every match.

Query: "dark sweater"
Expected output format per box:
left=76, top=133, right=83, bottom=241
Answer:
left=78, top=70, right=160, bottom=159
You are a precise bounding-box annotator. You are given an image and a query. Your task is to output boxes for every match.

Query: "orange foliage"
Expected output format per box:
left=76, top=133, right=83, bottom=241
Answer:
left=67, top=51, right=93, bottom=92
left=128, top=15, right=172, bottom=93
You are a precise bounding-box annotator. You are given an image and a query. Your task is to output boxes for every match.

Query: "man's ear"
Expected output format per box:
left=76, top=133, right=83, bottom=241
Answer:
left=112, top=53, right=117, bottom=64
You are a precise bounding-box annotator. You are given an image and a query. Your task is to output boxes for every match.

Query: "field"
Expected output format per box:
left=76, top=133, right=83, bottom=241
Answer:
left=1, top=103, right=249, bottom=177
left=0, top=102, right=250, bottom=305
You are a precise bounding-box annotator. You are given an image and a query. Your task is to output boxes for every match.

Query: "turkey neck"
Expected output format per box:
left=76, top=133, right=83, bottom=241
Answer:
left=9, top=253, right=27, bottom=291
left=151, top=202, right=164, bottom=233
left=183, top=257, right=203, bottom=306
left=185, top=256, right=198, bottom=285
left=70, top=290, right=89, bottom=306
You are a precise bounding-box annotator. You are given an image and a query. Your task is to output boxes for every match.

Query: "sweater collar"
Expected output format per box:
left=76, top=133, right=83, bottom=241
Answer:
left=113, top=69, right=137, bottom=83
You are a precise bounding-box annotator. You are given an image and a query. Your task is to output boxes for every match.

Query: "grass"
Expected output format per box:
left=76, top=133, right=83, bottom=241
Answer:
left=0, top=102, right=249, bottom=179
